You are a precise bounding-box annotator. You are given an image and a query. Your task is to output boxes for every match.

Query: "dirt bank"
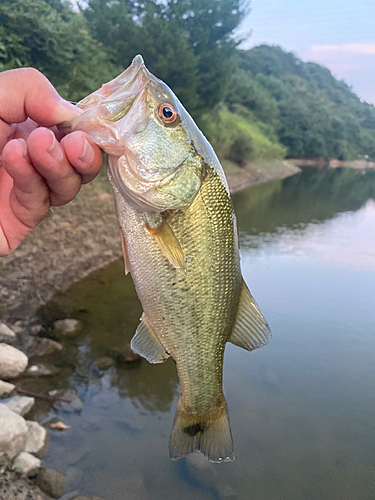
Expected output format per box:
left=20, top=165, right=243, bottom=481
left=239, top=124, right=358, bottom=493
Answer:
left=0, top=160, right=299, bottom=325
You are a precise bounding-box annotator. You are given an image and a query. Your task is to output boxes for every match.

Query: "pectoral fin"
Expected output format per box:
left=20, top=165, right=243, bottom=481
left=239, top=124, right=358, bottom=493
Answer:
left=131, top=314, right=170, bottom=364
left=228, top=279, right=271, bottom=351
left=119, top=227, right=130, bottom=275
left=145, top=217, right=185, bottom=273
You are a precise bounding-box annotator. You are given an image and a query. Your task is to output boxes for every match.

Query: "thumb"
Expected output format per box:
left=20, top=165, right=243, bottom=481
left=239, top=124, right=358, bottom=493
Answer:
left=0, top=68, right=82, bottom=127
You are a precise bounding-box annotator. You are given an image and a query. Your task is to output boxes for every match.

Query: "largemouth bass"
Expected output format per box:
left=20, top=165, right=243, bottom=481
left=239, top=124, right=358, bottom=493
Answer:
left=62, top=55, right=271, bottom=462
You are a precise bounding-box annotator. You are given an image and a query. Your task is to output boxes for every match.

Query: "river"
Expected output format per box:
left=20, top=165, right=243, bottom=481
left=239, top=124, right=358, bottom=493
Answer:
left=29, top=168, right=375, bottom=500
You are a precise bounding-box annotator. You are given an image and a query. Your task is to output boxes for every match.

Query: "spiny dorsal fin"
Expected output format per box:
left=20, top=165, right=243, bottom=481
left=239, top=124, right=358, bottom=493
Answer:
left=119, top=227, right=130, bottom=275
left=131, top=314, right=170, bottom=364
left=145, top=218, right=186, bottom=273
left=228, top=279, right=271, bottom=351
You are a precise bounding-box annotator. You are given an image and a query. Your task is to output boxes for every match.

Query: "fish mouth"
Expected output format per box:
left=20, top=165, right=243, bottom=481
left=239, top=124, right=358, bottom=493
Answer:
left=80, top=55, right=151, bottom=123
left=59, top=55, right=153, bottom=134
left=79, top=55, right=147, bottom=111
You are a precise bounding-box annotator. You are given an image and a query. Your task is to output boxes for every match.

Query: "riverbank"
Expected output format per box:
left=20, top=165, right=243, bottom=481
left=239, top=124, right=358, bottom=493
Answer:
left=0, top=159, right=300, bottom=326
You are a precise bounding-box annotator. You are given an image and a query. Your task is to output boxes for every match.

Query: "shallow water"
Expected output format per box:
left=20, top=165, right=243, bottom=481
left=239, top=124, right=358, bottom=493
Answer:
left=32, top=168, right=375, bottom=499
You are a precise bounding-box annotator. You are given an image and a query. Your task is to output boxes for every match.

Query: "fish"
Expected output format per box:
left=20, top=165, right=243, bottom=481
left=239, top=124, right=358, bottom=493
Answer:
left=61, top=55, right=271, bottom=463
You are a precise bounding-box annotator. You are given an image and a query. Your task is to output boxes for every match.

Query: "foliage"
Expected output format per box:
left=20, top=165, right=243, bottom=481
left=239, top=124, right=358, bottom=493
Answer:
left=200, top=106, right=287, bottom=165
left=82, top=0, right=249, bottom=115
left=0, top=0, right=374, bottom=162
left=232, top=45, right=375, bottom=160
left=0, top=0, right=118, bottom=101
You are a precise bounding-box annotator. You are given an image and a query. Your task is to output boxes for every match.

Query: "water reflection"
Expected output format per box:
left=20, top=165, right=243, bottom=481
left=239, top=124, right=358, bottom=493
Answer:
left=33, top=168, right=375, bottom=500
left=39, top=259, right=179, bottom=414
left=233, top=168, right=375, bottom=238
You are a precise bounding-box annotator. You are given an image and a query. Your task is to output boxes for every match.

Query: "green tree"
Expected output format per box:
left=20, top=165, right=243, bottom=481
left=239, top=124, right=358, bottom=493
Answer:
left=0, top=0, right=118, bottom=101
left=83, top=0, right=249, bottom=115
left=235, top=45, right=375, bottom=160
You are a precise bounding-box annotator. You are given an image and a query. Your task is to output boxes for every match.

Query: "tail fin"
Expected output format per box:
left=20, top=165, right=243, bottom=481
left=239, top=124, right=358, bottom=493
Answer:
left=169, top=398, right=234, bottom=463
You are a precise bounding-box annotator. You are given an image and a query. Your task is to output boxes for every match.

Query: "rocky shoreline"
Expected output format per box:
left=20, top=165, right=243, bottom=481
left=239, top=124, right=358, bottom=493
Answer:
left=0, top=318, right=107, bottom=500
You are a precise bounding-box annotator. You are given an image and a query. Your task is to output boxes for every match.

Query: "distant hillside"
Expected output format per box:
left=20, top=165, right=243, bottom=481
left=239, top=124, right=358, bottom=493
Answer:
left=226, top=45, right=375, bottom=161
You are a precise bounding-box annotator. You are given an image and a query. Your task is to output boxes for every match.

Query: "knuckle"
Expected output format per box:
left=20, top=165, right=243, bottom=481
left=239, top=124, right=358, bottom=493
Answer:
left=21, top=67, right=45, bottom=83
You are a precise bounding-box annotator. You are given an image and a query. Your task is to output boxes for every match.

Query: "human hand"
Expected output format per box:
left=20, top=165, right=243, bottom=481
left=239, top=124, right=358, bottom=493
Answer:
left=0, top=68, right=103, bottom=256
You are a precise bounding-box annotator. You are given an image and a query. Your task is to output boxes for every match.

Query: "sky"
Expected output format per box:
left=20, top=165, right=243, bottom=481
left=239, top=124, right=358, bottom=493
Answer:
left=239, top=0, right=375, bottom=104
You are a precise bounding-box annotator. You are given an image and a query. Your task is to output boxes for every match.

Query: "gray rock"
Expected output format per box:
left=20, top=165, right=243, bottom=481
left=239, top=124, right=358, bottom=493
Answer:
left=53, top=319, right=83, bottom=338
left=49, top=388, right=83, bottom=412
left=95, top=356, right=115, bottom=370
left=3, top=396, right=35, bottom=416
left=0, top=379, right=15, bottom=397
left=0, top=322, right=16, bottom=342
left=28, top=337, right=63, bottom=357
left=10, top=321, right=25, bottom=335
left=0, top=478, right=48, bottom=500
left=0, top=343, right=28, bottom=380
left=24, top=421, right=49, bottom=457
left=36, top=467, right=66, bottom=499
left=13, top=451, right=41, bottom=477
left=0, top=404, right=27, bottom=464
left=30, top=324, right=44, bottom=336
left=116, top=344, right=142, bottom=365
left=26, top=363, right=61, bottom=377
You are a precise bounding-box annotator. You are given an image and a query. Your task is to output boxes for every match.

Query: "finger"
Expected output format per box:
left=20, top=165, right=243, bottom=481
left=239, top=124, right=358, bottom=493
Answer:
left=1, top=139, right=50, bottom=230
left=0, top=120, right=16, bottom=154
left=61, top=132, right=103, bottom=184
left=0, top=68, right=81, bottom=127
left=26, top=128, right=82, bottom=206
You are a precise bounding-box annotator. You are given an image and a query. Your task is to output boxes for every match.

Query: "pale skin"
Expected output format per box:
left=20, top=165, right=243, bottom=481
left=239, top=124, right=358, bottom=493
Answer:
left=0, top=68, right=103, bottom=256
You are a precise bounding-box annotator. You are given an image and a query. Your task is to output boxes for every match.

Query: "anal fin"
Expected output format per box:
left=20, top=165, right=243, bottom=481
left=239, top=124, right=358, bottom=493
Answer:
left=228, top=279, right=271, bottom=351
left=131, top=313, right=170, bottom=364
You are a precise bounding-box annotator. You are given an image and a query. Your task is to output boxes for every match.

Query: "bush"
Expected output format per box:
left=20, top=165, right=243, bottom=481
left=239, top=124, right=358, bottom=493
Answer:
left=228, top=136, right=253, bottom=167
left=200, top=106, right=287, bottom=165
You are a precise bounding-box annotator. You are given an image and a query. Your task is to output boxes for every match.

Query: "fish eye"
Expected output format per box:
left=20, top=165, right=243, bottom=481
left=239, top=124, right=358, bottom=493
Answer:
left=158, top=103, right=178, bottom=124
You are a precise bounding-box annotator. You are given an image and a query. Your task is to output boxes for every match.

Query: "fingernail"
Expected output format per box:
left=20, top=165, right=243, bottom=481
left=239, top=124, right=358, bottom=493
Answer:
left=54, top=99, right=83, bottom=124
left=59, top=99, right=83, bottom=117
left=79, top=137, right=95, bottom=164
left=47, top=131, right=64, bottom=162
left=17, top=138, right=27, bottom=157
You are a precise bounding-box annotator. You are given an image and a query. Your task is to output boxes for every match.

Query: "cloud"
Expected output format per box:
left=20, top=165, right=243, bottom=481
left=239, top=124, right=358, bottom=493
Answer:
left=309, top=43, right=375, bottom=57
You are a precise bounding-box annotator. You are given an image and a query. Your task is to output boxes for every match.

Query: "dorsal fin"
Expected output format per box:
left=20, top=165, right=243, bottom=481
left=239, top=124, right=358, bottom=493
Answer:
left=228, top=279, right=271, bottom=351
left=131, top=314, right=170, bottom=364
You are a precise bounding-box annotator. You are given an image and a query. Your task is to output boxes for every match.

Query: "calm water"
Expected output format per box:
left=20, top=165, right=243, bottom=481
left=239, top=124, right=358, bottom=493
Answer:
left=30, top=169, right=375, bottom=500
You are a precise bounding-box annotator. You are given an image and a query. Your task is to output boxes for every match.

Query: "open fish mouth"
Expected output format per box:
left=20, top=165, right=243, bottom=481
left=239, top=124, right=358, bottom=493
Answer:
left=59, top=55, right=153, bottom=135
